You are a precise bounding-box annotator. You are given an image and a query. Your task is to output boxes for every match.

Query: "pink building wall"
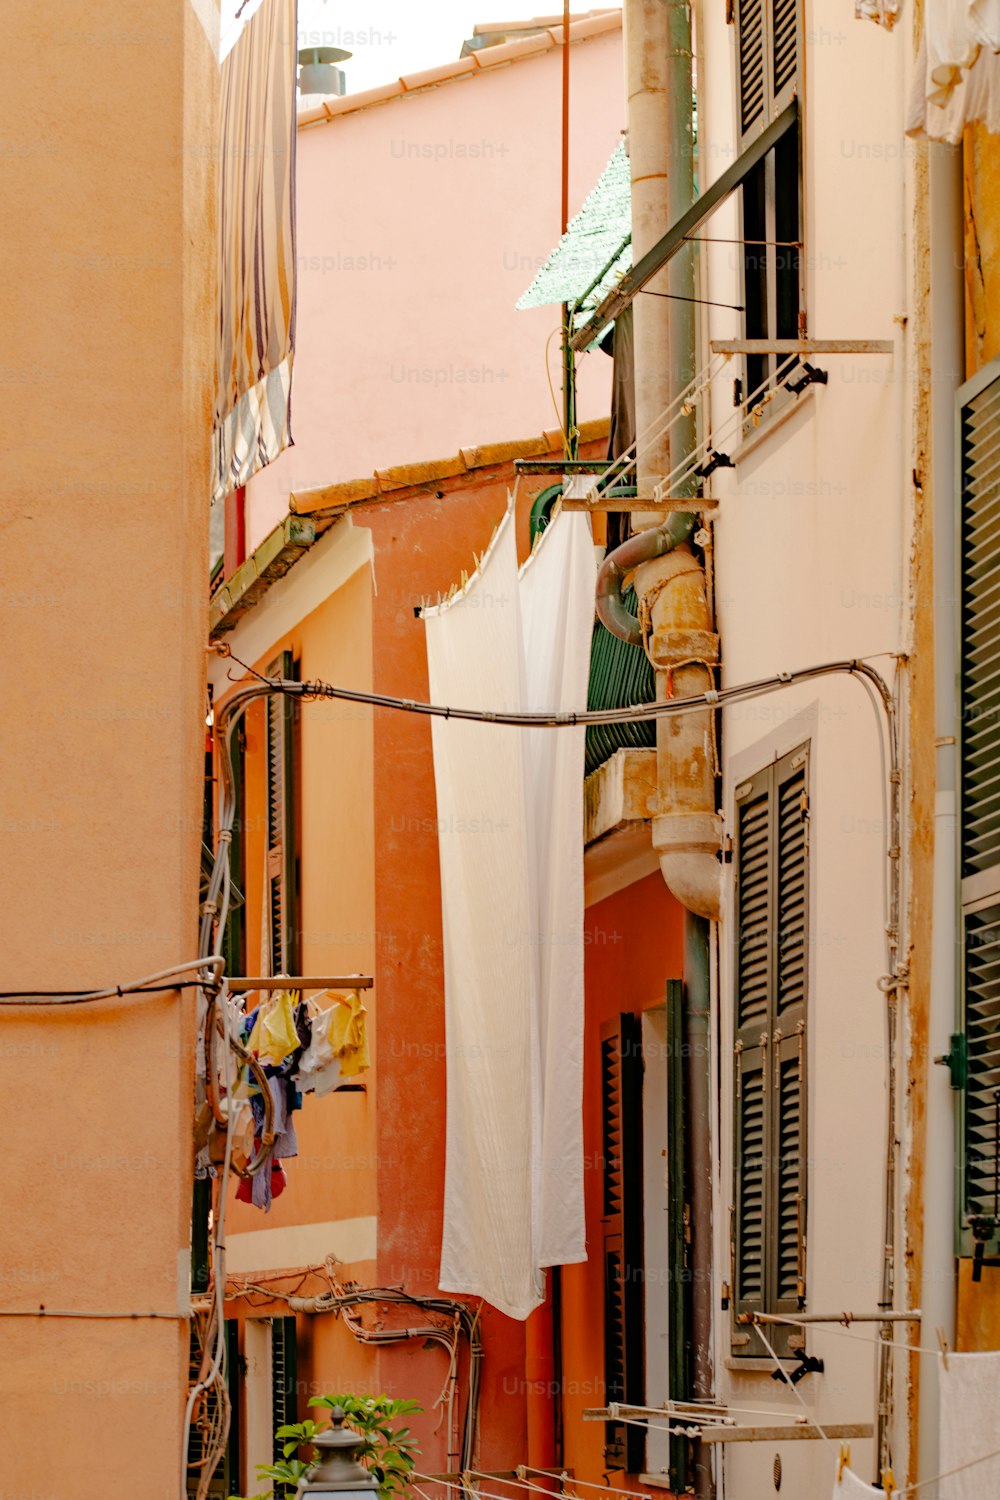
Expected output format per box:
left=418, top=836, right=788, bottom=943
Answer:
left=245, top=19, right=624, bottom=548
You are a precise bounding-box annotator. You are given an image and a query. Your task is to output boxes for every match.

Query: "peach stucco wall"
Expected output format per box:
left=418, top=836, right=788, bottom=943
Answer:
left=1, top=1, right=217, bottom=1495
left=560, top=872, right=685, bottom=1487
left=244, top=27, right=623, bottom=548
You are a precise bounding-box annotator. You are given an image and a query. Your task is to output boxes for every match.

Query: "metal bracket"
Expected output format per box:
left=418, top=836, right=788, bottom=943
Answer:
left=784, top=362, right=828, bottom=395
left=934, top=1032, right=968, bottom=1090
left=694, top=449, right=734, bottom=480
left=772, top=1353, right=824, bottom=1385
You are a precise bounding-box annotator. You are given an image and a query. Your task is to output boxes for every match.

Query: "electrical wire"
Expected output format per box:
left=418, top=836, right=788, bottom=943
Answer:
left=220, top=654, right=894, bottom=732
left=544, top=326, right=567, bottom=441
left=0, top=956, right=224, bottom=1006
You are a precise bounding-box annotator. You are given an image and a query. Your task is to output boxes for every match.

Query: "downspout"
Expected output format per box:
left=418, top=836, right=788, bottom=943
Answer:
left=916, top=138, right=963, bottom=1497
left=615, top=5, right=717, bottom=1498
left=611, top=0, right=722, bottom=923
left=684, top=909, right=714, bottom=1500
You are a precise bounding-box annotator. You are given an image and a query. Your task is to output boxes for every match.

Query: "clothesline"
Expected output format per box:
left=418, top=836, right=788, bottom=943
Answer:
left=753, top=1311, right=943, bottom=1360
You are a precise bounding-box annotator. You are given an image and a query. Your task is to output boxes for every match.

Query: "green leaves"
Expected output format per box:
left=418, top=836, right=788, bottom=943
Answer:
left=304, top=1393, right=424, bottom=1497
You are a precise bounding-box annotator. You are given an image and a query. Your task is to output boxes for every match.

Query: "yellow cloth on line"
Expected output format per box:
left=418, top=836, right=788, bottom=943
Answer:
left=259, top=989, right=300, bottom=1066
left=328, top=990, right=370, bottom=1078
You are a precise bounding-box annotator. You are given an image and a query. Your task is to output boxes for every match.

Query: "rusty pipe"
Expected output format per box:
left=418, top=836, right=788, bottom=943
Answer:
left=595, top=512, right=697, bottom=645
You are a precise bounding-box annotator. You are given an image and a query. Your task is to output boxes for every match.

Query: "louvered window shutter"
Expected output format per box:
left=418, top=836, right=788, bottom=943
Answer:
left=732, top=747, right=809, bottom=1356
left=771, top=752, right=809, bottom=1325
left=959, top=368, right=1000, bottom=1251
left=734, top=0, right=801, bottom=146
left=271, top=1315, right=298, bottom=1465
left=265, top=651, right=299, bottom=975
left=601, top=1014, right=645, bottom=1472
left=733, top=769, right=771, bottom=1351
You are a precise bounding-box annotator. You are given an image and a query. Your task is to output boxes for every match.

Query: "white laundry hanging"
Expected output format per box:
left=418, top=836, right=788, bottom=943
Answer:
left=831, top=1465, right=884, bottom=1497
left=907, top=2, right=1000, bottom=141
left=423, top=502, right=595, bottom=1319
left=939, top=1348, right=1000, bottom=1498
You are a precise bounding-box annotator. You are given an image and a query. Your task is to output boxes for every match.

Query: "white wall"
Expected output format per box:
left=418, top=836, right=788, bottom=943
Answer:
left=695, top=2, right=911, bottom=1492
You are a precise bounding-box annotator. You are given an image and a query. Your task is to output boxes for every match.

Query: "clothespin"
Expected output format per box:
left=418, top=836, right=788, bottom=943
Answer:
left=837, top=1443, right=850, bottom=1485
left=937, top=1325, right=949, bottom=1371
left=881, top=1467, right=897, bottom=1496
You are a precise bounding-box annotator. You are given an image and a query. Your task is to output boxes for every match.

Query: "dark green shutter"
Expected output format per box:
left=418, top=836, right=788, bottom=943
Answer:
left=266, top=651, right=299, bottom=975
left=732, top=746, right=808, bottom=1356
left=771, top=0, right=800, bottom=106
left=959, top=367, right=1000, bottom=1251
left=734, top=0, right=801, bottom=147
left=735, top=0, right=766, bottom=141
left=960, top=372, right=1000, bottom=880
left=601, top=1014, right=644, bottom=1472
left=222, top=720, right=247, bottom=975
left=271, top=1316, right=298, bottom=1465
left=585, top=587, right=656, bottom=776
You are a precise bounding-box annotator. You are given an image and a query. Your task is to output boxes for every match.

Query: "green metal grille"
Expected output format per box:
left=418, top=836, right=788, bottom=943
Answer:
left=585, top=586, right=655, bottom=775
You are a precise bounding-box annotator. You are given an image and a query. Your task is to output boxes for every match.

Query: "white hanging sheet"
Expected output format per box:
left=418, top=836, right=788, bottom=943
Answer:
left=831, top=1466, right=884, bottom=1497
left=423, top=504, right=594, bottom=1318
left=907, top=2, right=1000, bottom=141
left=939, top=1348, right=1000, bottom=1498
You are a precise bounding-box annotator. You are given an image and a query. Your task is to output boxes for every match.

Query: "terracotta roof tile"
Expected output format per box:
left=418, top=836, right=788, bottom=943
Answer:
left=470, top=33, right=552, bottom=67
left=297, top=11, right=621, bottom=129
left=375, top=454, right=469, bottom=490
left=290, top=416, right=609, bottom=516
left=400, top=57, right=477, bottom=91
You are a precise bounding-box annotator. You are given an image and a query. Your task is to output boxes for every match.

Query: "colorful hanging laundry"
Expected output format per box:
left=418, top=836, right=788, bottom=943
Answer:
left=258, top=989, right=301, bottom=1066
left=328, top=990, right=370, bottom=1078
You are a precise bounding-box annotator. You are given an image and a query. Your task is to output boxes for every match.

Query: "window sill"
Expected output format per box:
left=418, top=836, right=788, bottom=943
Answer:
left=730, top=384, right=815, bottom=468
left=725, top=1355, right=800, bottom=1374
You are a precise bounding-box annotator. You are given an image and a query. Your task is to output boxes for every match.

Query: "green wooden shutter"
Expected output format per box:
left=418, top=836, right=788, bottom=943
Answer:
left=271, top=1316, right=298, bottom=1465
left=601, top=1014, right=645, bottom=1473
left=222, top=720, right=247, bottom=975
left=772, top=752, right=809, bottom=1322
left=959, top=366, right=1000, bottom=1252
left=265, top=651, right=299, bottom=975
left=771, top=0, right=800, bottom=109
left=734, top=0, right=801, bottom=147
left=735, top=0, right=766, bottom=143
left=732, top=747, right=808, bottom=1356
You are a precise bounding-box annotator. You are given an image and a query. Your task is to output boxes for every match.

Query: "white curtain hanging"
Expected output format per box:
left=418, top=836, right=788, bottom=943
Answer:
left=423, top=503, right=595, bottom=1319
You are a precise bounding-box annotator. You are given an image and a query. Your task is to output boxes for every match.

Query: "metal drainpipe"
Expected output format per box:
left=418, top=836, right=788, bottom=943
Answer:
left=617, top=0, right=722, bottom=923
left=685, top=909, right=714, bottom=1500
left=617, top=4, right=718, bottom=1497
left=917, top=138, right=963, bottom=1498
left=626, top=0, right=672, bottom=508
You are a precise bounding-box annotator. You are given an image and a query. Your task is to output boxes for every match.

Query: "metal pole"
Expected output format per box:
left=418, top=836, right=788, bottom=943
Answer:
left=743, top=1311, right=921, bottom=1326
left=685, top=910, right=714, bottom=1500
left=560, top=0, right=577, bottom=461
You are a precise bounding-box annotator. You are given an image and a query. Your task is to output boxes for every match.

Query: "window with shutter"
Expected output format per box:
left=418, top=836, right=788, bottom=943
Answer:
left=734, top=0, right=802, bottom=148
left=266, top=651, right=299, bottom=975
left=601, top=1013, right=645, bottom=1472
left=733, top=0, right=803, bottom=409
left=732, top=745, right=809, bottom=1357
left=271, top=1315, right=298, bottom=1465
left=222, top=720, right=247, bottom=976
left=958, top=363, right=1000, bottom=1256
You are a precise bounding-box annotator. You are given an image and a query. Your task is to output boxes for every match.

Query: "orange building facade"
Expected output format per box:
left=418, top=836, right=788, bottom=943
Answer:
left=205, top=421, right=693, bottom=1495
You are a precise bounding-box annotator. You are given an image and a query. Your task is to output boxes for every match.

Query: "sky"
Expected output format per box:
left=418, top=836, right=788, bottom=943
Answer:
left=219, top=0, right=573, bottom=89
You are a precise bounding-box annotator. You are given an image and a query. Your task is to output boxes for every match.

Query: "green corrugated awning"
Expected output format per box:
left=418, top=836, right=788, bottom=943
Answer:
left=517, top=141, right=632, bottom=333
